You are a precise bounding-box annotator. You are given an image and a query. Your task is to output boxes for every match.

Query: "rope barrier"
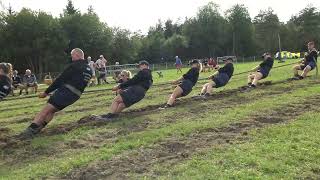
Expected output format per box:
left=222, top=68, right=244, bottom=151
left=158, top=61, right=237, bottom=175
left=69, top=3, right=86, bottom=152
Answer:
left=2, top=61, right=300, bottom=102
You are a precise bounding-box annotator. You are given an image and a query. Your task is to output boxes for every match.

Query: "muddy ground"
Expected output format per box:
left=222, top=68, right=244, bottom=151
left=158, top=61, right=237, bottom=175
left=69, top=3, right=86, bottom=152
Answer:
left=64, top=93, right=320, bottom=180
left=0, top=79, right=319, bottom=178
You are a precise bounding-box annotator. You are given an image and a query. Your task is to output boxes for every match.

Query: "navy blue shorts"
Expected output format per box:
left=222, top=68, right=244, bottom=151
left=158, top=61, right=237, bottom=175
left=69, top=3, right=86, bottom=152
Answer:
left=48, top=87, right=80, bottom=110
left=257, top=68, right=269, bottom=79
left=178, top=79, right=193, bottom=96
left=120, top=85, right=146, bottom=107
left=213, top=73, right=230, bottom=88
left=301, top=61, right=316, bottom=70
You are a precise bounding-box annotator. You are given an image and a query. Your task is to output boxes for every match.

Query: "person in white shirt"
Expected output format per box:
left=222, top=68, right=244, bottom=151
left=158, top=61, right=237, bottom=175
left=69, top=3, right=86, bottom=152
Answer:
left=87, top=56, right=97, bottom=85
left=96, top=55, right=109, bottom=84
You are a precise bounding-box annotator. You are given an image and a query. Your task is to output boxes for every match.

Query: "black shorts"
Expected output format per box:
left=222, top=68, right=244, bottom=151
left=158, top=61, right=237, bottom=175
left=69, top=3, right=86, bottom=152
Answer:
left=120, top=86, right=146, bottom=107
left=257, top=68, right=269, bottom=79
left=178, top=79, right=193, bottom=96
left=213, top=73, right=230, bottom=88
left=48, top=87, right=80, bottom=110
left=301, top=61, right=316, bottom=70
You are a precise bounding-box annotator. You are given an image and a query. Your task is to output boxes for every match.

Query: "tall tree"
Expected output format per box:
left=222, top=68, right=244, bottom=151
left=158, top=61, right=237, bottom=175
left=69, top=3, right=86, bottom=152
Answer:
left=226, top=4, right=255, bottom=56
left=63, top=0, right=78, bottom=16
left=253, top=8, right=281, bottom=53
left=291, top=5, right=320, bottom=50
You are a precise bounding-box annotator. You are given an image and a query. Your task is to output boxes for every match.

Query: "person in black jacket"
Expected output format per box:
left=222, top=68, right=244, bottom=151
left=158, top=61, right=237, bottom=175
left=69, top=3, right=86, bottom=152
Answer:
left=12, top=70, right=24, bottom=96
left=162, top=60, right=202, bottom=108
left=100, top=60, right=153, bottom=119
left=293, top=41, right=318, bottom=80
left=0, top=63, right=12, bottom=101
left=200, top=57, right=234, bottom=97
left=247, top=52, right=274, bottom=88
left=20, top=48, right=92, bottom=138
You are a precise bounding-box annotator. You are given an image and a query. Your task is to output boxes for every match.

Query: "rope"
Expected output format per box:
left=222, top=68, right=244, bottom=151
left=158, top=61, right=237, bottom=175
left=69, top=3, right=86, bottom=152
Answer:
left=2, top=61, right=300, bottom=102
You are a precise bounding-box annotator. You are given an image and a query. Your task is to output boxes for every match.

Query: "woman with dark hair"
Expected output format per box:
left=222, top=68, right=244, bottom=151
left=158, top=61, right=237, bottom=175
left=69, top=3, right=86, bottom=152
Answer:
left=161, top=60, right=202, bottom=108
left=0, top=62, right=12, bottom=101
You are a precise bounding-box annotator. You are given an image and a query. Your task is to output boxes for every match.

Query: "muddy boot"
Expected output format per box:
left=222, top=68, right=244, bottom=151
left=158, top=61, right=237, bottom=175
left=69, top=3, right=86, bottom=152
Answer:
left=18, top=122, right=46, bottom=140
left=292, top=75, right=303, bottom=80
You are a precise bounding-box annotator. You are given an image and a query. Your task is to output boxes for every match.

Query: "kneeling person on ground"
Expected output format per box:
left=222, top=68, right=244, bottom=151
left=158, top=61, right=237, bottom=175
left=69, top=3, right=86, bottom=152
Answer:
left=0, top=63, right=12, bottom=101
left=200, top=57, right=234, bottom=97
left=21, top=48, right=92, bottom=138
left=162, top=60, right=201, bottom=108
left=292, top=41, right=318, bottom=80
left=102, top=60, right=153, bottom=119
left=248, top=52, right=274, bottom=88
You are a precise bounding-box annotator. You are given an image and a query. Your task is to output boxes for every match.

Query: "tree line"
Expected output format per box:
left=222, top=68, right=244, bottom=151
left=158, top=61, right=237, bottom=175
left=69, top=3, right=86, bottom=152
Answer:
left=0, top=0, right=319, bottom=75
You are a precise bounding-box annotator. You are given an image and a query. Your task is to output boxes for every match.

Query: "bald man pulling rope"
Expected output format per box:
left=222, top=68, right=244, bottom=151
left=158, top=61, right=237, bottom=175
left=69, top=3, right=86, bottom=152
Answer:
left=20, top=48, right=93, bottom=139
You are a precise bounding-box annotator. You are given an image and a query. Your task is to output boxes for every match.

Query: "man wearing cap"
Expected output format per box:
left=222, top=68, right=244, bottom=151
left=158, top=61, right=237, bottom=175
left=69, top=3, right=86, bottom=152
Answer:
left=292, top=41, right=318, bottom=80
left=161, top=59, right=202, bottom=109
left=247, top=52, right=274, bottom=88
left=99, top=60, right=153, bottom=119
left=20, top=48, right=92, bottom=138
left=200, top=57, right=234, bottom=97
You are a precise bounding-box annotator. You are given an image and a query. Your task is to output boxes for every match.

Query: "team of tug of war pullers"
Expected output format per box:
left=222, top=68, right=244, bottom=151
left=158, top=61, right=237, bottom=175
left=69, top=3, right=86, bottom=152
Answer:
left=0, top=41, right=318, bottom=139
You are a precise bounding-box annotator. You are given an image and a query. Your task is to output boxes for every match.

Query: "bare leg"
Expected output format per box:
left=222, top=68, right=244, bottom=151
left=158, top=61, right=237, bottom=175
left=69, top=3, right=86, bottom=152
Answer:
left=115, top=103, right=126, bottom=114
left=301, top=65, right=311, bottom=78
left=205, top=81, right=216, bottom=95
left=201, top=83, right=209, bottom=95
left=110, top=95, right=122, bottom=114
left=33, top=104, right=59, bottom=125
left=248, top=74, right=255, bottom=84
left=293, top=65, right=301, bottom=77
left=167, top=86, right=183, bottom=106
left=252, top=72, right=263, bottom=86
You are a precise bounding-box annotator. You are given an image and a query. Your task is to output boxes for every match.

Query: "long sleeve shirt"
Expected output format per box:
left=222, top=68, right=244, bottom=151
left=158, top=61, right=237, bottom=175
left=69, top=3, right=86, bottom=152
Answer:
left=183, top=67, right=199, bottom=86
left=119, top=69, right=153, bottom=91
left=218, top=63, right=234, bottom=78
left=259, top=57, right=274, bottom=73
left=45, top=60, right=92, bottom=95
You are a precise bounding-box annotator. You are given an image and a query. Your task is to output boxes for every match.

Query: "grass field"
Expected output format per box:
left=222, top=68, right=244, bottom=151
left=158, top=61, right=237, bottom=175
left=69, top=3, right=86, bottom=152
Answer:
left=1, top=59, right=320, bottom=179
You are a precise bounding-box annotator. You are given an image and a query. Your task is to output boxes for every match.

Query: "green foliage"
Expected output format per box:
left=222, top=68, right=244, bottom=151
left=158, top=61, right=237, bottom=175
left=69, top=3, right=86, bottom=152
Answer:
left=0, top=1, right=319, bottom=75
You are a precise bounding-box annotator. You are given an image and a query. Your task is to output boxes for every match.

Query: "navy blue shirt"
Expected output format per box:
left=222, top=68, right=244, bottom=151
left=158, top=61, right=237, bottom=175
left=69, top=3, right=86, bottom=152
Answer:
left=259, top=57, right=274, bottom=73
left=218, top=63, right=234, bottom=78
left=183, top=67, right=200, bottom=86
left=119, top=69, right=153, bottom=91
left=45, top=60, right=92, bottom=94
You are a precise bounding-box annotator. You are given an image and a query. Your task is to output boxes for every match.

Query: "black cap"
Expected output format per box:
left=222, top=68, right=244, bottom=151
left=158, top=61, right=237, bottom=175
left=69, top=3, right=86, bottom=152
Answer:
left=190, top=59, right=199, bottom=64
left=138, top=60, right=149, bottom=66
left=223, top=57, right=233, bottom=61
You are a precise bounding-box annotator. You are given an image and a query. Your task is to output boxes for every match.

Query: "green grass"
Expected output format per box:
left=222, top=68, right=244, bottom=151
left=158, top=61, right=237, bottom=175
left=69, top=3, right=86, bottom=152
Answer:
left=1, top=59, right=320, bottom=179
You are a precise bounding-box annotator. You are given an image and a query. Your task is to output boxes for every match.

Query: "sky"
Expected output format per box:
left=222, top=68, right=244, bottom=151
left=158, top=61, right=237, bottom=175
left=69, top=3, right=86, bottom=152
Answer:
left=1, top=0, right=319, bottom=34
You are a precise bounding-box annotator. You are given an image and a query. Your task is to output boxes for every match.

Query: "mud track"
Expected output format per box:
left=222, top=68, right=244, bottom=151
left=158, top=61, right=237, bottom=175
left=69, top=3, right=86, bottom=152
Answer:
left=0, top=79, right=313, bottom=152
left=64, top=94, right=320, bottom=179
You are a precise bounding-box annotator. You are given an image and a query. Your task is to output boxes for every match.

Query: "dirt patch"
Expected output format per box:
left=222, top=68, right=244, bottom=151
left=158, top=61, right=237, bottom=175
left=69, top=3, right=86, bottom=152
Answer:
left=64, top=93, right=320, bottom=179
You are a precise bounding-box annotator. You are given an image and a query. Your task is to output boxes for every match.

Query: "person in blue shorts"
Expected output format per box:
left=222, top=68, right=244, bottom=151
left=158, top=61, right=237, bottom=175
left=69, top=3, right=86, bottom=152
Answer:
left=247, top=52, right=274, bottom=88
left=161, top=60, right=202, bottom=108
left=293, top=41, right=318, bottom=80
left=200, top=57, right=234, bottom=97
